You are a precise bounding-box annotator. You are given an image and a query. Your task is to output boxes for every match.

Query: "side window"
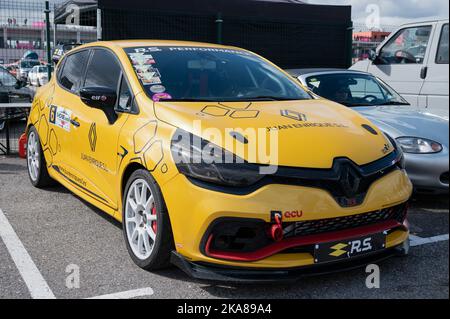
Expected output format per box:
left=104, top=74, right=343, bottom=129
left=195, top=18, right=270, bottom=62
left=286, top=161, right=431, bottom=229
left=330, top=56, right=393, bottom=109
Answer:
left=379, top=26, right=432, bottom=64
left=436, top=24, right=449, bottom=64
left=58, top=50, right=90, bottom=93
left=84, top=49, right=121, bottom=90
left=0, top=68, right=17, bottom=86
left=117, top=76, right=134, bottom=112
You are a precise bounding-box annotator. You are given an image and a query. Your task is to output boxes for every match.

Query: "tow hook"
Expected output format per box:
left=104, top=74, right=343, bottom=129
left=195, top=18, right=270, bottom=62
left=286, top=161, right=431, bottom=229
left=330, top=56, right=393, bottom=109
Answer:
left=268, top=213, right=283, bottom=242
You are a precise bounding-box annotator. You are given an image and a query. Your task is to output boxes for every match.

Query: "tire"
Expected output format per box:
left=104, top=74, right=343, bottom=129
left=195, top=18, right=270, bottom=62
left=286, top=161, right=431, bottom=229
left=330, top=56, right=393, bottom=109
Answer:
left=27, top=126, right=53, bottom=188
left=122, top=169, right=174, bottom=270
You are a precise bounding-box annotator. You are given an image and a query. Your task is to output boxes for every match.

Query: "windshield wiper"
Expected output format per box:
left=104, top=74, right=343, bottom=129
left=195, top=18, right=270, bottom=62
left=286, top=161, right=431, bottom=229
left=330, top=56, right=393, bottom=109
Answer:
left=159, top=96, right=304, bottom=102
left=231, top=96, right=304, bottom=101
left=158, top=98, right=217, bottom=102
left=341, top=102, right=374, bottom=107
left=378, top=101, right=410, bottom=106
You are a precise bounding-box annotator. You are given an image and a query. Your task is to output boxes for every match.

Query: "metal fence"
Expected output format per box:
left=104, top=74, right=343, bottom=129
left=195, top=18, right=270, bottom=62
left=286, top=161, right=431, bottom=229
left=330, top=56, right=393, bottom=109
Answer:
left=0, top=0, right=98, bottom=154
left=99, top=0, right=354, bottom=69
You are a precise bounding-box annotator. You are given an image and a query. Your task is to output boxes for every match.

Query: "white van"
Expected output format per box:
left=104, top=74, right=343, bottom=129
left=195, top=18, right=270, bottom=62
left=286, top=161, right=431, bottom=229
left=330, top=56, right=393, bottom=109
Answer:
left=351, top=19, right=449, bottom=119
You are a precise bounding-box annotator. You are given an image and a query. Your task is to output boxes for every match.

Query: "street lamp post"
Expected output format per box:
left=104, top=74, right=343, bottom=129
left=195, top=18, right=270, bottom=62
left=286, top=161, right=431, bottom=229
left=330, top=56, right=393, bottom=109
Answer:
left=44, top=1, right=52, bottom=80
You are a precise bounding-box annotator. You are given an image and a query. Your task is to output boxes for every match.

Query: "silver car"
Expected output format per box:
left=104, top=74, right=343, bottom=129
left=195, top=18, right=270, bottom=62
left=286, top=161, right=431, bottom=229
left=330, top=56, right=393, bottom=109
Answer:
left=288, top=68, right=449, bottom=194
left=28, top=65, right=48, bottom=87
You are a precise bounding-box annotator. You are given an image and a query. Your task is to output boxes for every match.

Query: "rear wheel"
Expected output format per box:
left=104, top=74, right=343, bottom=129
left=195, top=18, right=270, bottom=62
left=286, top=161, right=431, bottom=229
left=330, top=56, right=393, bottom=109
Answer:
left=122, top=169, right=174, bottom=270
left=27, top=126, right=53, bottom=188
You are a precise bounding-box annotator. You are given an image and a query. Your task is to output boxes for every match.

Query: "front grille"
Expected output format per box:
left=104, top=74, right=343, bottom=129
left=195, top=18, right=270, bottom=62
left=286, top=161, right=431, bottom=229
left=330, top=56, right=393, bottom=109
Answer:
left=283, top=203, right=408, bottom=238
left=441, top=172, right=449, bottom=185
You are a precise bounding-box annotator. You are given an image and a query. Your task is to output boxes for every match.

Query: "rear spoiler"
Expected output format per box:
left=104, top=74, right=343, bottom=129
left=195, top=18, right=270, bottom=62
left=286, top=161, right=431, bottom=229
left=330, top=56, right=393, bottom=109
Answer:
left=52, top=43, right=82, bottom=64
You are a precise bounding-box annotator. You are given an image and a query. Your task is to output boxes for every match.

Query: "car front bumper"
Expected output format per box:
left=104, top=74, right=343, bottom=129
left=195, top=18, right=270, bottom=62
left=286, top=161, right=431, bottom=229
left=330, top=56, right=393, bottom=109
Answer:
left=162, top=169, right=412, bottom=271
left=404, top=150, right=449, bottom=193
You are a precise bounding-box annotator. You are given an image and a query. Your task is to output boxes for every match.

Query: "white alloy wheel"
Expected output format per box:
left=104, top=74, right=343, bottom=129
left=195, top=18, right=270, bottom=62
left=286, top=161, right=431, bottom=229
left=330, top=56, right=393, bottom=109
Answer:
left=27, top=131, right=40, bottom=182
left=125, top=178, right=158, bottom=260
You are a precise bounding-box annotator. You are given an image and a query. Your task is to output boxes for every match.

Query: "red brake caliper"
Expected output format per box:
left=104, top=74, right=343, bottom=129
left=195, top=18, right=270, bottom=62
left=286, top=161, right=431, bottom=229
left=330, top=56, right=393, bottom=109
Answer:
left=151, top=206, right=157, bottom=233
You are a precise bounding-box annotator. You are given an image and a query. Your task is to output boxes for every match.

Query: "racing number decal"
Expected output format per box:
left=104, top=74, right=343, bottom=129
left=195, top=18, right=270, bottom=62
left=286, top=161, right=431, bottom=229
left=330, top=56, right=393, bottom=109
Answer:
left=49, top=105, right=57, bottom=124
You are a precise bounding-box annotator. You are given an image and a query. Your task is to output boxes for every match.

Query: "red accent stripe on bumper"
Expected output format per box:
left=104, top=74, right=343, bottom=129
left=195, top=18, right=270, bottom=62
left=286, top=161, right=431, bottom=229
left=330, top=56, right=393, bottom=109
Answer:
left=205, top=220, right=403, bottom=262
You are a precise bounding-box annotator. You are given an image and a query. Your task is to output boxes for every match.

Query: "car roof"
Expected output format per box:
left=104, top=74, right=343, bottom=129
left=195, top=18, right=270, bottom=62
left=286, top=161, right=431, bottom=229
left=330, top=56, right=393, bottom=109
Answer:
left=79, top=40, right=246, bottom=52
left=400, top=18, right=449, bottom=26
left=287, top=68, right=369, bottom=77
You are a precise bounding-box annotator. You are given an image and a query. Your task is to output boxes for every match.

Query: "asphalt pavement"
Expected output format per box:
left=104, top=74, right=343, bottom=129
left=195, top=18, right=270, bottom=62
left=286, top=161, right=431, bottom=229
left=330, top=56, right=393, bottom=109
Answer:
left=0, top=156, right=448, bottom=299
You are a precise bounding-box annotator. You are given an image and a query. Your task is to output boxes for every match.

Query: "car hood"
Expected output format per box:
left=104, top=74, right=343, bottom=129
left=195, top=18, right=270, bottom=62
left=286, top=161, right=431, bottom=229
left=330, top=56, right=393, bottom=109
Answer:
left=356, top=105, right=449, bottom=146
left=154, top=99, right=395, bottom=168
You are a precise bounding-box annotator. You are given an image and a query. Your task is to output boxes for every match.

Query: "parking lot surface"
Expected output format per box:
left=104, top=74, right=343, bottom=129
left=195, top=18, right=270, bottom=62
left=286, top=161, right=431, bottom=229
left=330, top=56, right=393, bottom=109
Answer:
left=0, top=156, right=448, bottom=299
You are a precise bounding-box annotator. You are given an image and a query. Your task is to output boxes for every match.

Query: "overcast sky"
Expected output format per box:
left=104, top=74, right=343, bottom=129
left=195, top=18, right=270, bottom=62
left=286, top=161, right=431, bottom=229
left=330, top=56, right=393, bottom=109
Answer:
left=305, top=0, right=449, bottom=26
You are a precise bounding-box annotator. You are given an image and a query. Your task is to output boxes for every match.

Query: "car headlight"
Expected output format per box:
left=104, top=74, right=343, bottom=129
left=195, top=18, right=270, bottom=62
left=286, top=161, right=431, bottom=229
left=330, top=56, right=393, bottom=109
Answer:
left=170, top=129, right=265, bottom=187
left=396, top=137, right=443, bottom=154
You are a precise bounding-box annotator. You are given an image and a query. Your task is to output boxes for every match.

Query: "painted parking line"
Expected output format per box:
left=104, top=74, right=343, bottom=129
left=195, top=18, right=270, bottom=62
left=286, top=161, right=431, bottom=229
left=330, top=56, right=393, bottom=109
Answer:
left=410, top=234, right=449, bottom=247
left=1, top=208, right=155, bottom=299
left=0, top=208, right=56, bottom=299
left=87, top=287, right=155, bottom=299
left=421, top=208, right=449, bottom=213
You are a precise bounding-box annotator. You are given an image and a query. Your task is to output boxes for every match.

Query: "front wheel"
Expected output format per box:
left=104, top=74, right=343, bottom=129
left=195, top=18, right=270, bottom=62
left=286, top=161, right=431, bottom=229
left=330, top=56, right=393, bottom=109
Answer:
left=122, top=169, right=174, bottom=270
left=27, top=126, right=53, bottom=188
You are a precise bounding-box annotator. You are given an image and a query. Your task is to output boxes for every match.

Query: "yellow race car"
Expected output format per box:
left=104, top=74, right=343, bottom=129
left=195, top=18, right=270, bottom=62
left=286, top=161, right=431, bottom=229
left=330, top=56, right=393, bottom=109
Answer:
left=26, top=40, right=412, bottom=282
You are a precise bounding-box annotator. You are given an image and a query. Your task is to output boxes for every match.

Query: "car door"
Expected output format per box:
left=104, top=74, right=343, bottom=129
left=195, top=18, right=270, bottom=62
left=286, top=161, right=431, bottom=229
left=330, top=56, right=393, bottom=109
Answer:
left=368, top=23, right=435, bottom=109
left=50, top=49, right=91, bottom=181
left=69, top=48, right=130, bottom=210
left=419, top=22, right=449, bottom=118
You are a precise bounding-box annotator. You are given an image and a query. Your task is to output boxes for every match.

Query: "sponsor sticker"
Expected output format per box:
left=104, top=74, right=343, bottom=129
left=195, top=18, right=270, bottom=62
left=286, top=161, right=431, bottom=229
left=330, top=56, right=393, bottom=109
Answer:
left=129, top=53, right=155, bottom=65
left=133, top=47, right=161, bottom=53
left=49, top=105, right=72, bottom=132
left=142, top=76, right=162, bottom=85
left=167, top=47, right=252, bottom=56
left=126, top=47, right=164, bottom=86
left=152, top=93, right=172, bottom=102
left=135, top=67, right=162, bottom=85
left=150, top=85, right=166, bottom=94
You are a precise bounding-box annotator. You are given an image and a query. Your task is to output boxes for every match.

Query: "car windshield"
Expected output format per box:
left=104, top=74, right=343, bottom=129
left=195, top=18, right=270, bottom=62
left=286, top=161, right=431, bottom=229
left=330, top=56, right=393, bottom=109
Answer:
left=305, top=73, right=409, bottom=107
left=124, top=46, right=311, bottom=102
left=21, top=60, right=41, bottom=68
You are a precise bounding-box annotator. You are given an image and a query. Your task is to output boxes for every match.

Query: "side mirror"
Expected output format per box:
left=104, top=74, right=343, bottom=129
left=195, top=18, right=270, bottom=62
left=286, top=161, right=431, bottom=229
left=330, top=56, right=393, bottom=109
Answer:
left=15, top=79, right=26, bottom=89
left=369, top=49, right=378, bottom=62
left=80, top=87, right=118, bottom=124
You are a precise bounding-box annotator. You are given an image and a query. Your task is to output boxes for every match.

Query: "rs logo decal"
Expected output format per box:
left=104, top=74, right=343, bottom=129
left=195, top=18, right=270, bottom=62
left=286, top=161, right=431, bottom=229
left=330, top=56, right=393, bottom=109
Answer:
left=328, top=238, right=374, bottom=257
left=329, top=243, right=348, bottom=257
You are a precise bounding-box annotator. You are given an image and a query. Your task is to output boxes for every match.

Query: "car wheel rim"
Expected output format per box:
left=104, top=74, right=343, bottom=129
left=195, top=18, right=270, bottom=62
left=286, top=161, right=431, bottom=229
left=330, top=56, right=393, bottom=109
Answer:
left=27, top=131, right=39, bottom=182
left=125, top=179, right=157, bottom=260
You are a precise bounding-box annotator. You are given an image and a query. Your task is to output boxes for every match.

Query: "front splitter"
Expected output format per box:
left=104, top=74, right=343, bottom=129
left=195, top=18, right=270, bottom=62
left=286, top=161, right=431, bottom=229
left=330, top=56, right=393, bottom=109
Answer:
left=170, top=244, right=407, bottom=284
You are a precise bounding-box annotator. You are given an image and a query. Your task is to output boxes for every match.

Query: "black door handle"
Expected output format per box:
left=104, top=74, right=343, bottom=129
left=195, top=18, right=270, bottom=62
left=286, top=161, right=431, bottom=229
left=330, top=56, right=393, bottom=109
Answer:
left=70, top=119, right=80, bottom=127
left=420, top=66, right=428, bottom=79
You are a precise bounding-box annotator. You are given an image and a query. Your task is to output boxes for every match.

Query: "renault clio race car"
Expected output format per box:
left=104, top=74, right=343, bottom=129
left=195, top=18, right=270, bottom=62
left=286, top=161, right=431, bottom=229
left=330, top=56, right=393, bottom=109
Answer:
left=26, top=41, right=412, bottom=282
